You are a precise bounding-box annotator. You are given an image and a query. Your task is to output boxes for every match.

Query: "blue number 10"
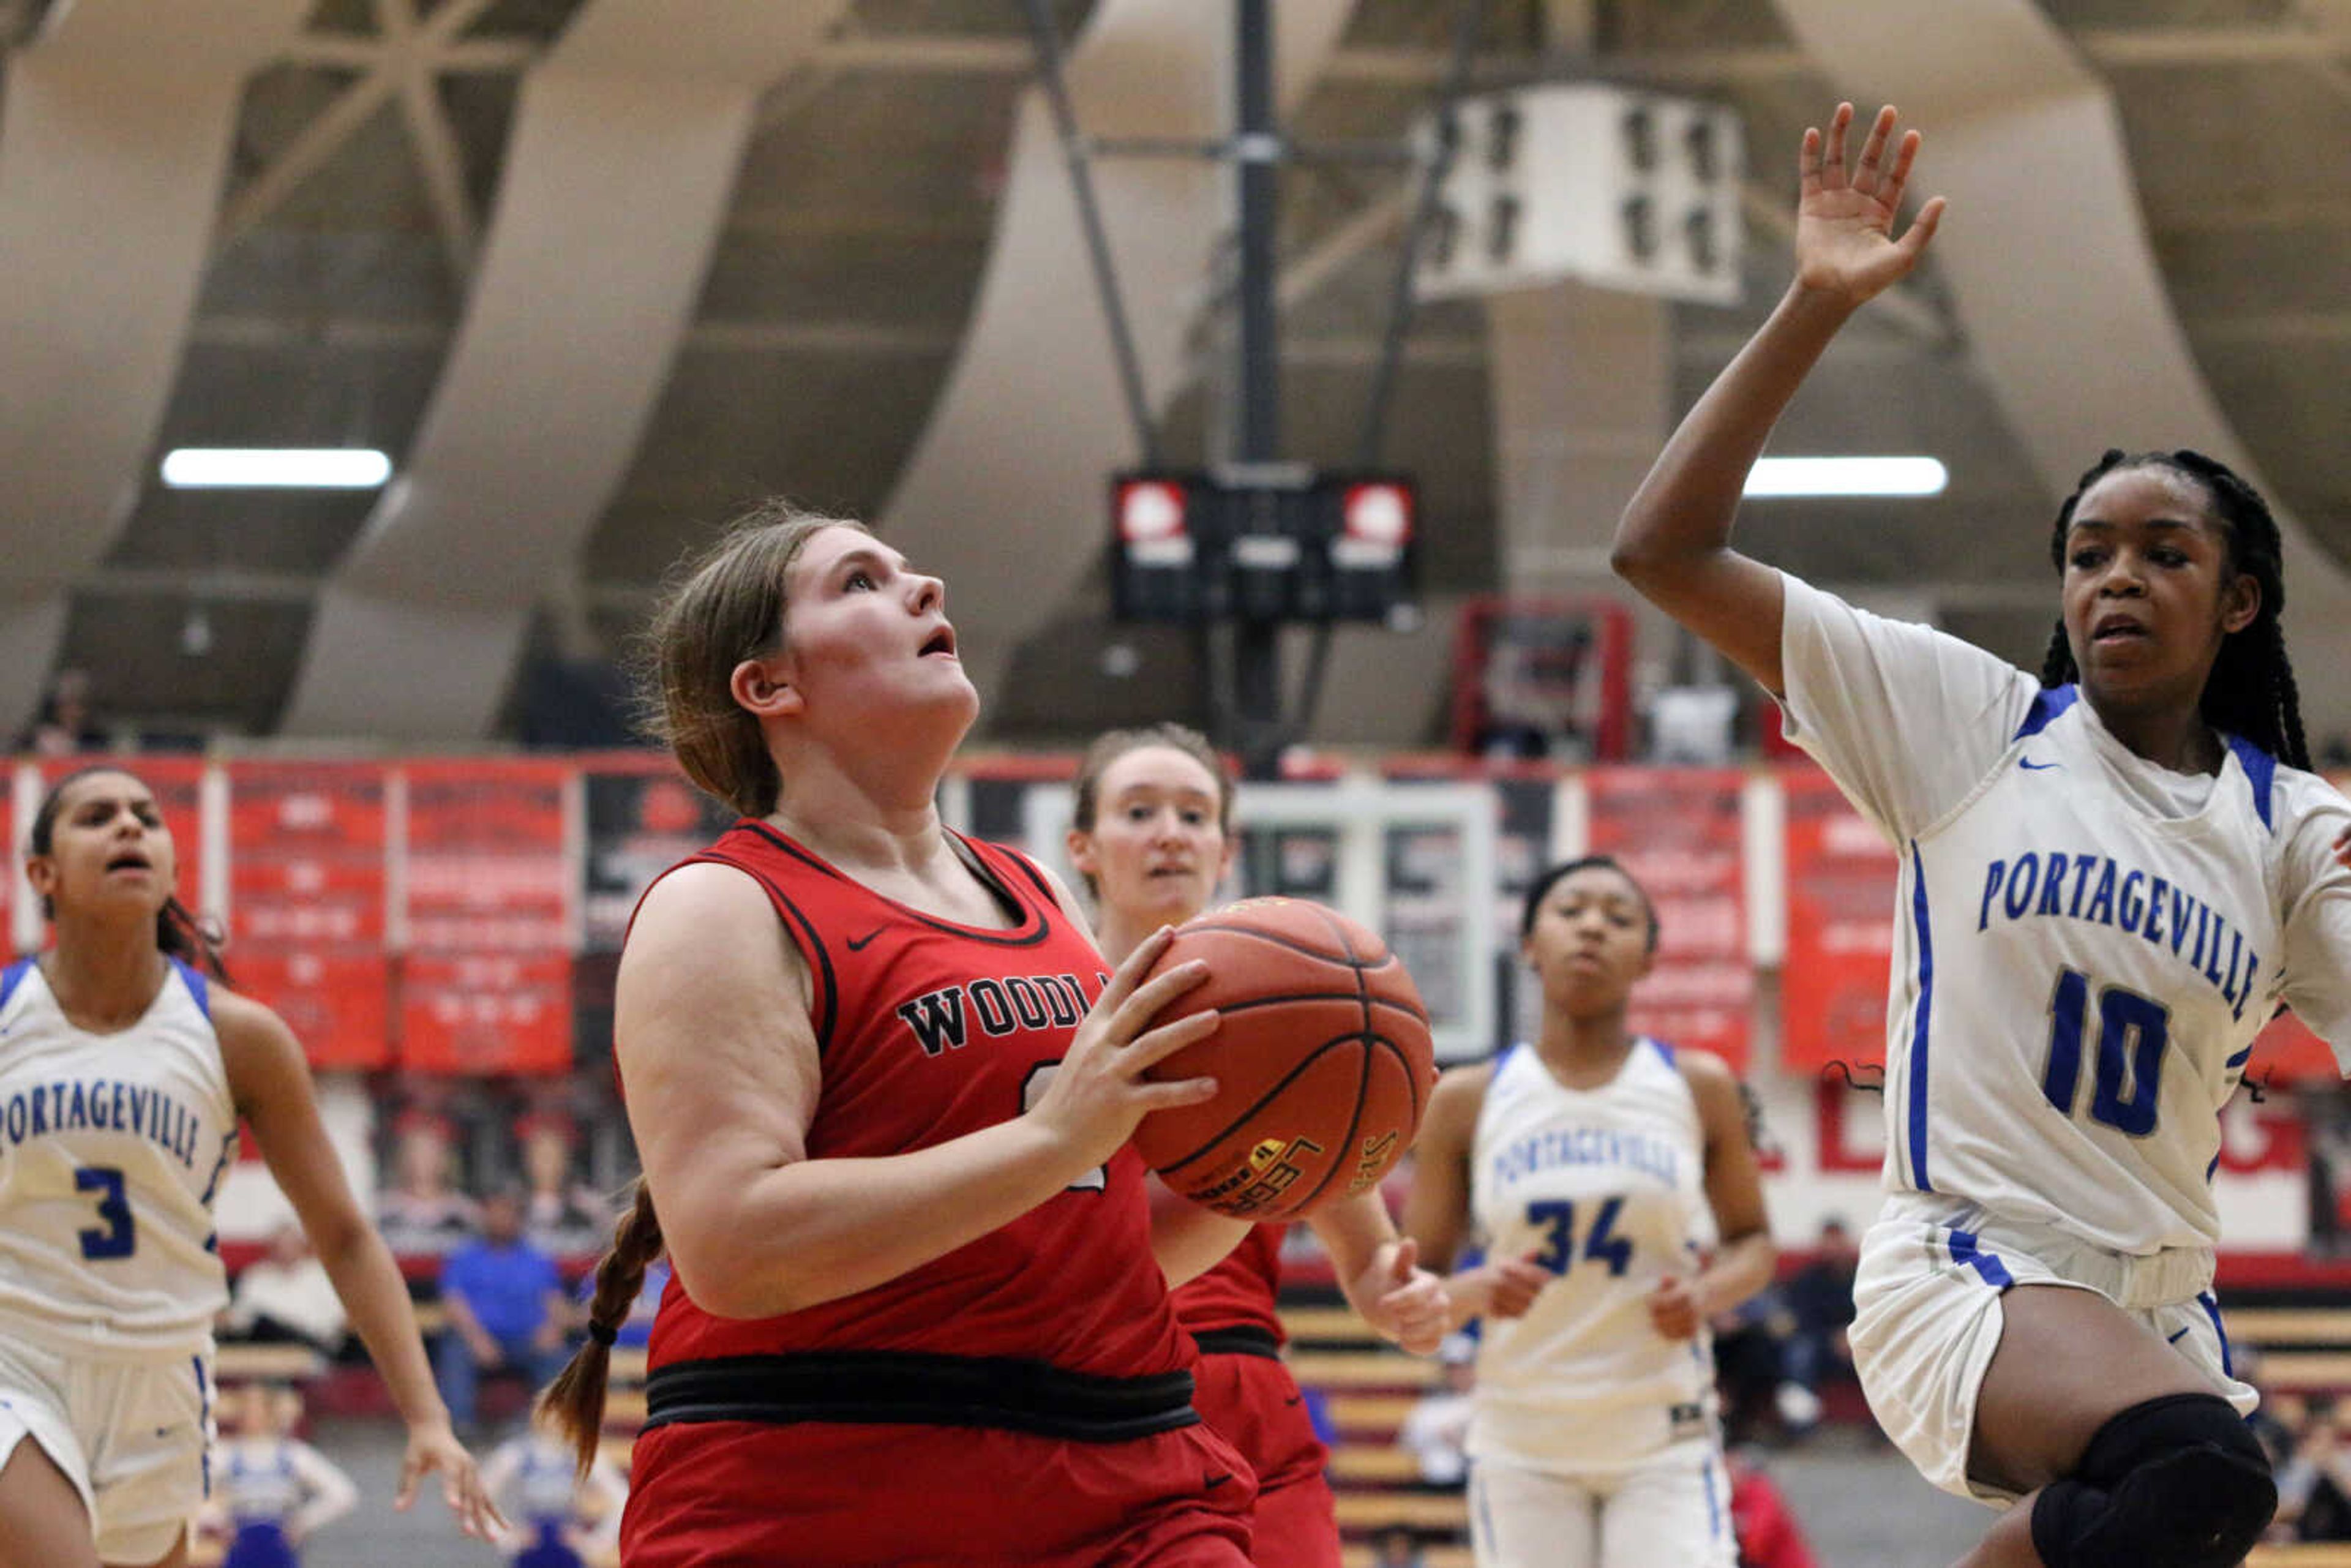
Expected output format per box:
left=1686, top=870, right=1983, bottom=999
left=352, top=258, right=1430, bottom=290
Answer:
left=2042, top=967, right=2169, bottom=1137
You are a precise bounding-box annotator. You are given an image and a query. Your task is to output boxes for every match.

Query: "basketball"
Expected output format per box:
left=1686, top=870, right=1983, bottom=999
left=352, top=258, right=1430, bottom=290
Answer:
left=1130, top=896, right=1438, bottom=1221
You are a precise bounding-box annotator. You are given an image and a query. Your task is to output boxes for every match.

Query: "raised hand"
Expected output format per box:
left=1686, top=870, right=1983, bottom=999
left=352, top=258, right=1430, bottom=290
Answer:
left=1796, top=103, right=1946, bottom=307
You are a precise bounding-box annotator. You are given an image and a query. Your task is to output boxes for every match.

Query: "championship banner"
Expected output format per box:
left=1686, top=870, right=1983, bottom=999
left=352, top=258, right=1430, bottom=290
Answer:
left=37, top=756, right=208, bottom=918
left=399, top=760, right=574, bottom=1074
left=400, top=952, right=574, bottom=1075
left=581, top=759, right=735, bottom=953
left=226, top=761, right=391, bottom=1069
left=1780, top=766, right=1900, bottom=1073
left=1584, top=767, right=1750, bottom=1068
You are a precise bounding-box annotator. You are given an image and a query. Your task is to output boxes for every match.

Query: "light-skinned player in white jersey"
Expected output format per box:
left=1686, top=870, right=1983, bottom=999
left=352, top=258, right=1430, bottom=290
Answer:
left=1614, top=102, right=2351, bottom=1568
left=1401, top=855, right=1776, bottom=1568
left=0, top=767, right=501, bottom=1568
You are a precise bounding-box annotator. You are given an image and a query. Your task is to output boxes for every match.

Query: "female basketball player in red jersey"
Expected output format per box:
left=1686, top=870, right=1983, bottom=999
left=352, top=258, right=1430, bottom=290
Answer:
left=0, top=767, right=499, bottom=1568
left=1067, top=724, right=1452, bottom=1568
left=543, top=506, right=1274, bottom=1567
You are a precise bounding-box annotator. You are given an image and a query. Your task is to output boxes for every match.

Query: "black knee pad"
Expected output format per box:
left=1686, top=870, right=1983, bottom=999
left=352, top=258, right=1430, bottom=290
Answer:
left=2028, top=1393, right=2275, bottom=1568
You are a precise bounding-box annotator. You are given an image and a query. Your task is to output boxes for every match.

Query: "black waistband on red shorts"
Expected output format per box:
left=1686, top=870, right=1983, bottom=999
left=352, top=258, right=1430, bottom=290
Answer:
left=1190, top=1325, right=1282, bottom=1361
left=640, top=1351, right=1199, bottom=1444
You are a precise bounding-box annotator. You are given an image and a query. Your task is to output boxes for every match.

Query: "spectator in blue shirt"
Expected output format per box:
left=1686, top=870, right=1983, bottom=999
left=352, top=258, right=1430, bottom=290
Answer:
left=433, top=1188, right=571, bottom=1438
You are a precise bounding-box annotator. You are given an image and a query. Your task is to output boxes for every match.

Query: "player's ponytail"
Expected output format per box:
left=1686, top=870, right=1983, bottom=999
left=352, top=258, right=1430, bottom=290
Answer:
left=2039, top=449, right=2310, bottom=770
left=539, top=1179, right=665, bottom=1476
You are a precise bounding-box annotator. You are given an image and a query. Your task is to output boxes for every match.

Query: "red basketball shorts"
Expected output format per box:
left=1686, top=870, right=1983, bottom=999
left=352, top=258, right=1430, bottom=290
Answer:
left=1193, top=1348, right=1339, bottom=1568
left=619, top=1417, right=1257, bottom=1566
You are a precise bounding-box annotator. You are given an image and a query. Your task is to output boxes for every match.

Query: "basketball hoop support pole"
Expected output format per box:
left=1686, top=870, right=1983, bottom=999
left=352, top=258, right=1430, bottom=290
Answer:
left=1231, top=0, right=1284, bottom=779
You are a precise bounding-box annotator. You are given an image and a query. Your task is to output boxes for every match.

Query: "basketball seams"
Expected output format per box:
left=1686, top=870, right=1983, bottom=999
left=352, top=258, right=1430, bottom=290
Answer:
left=1137, top=899, right=1434, bottom=1220
left=1171, top=920, right=1397, bottom=971
left=1202, top=990, right=1430, bottom=1025
left=1153, top=1037, right=1370, bottom=1177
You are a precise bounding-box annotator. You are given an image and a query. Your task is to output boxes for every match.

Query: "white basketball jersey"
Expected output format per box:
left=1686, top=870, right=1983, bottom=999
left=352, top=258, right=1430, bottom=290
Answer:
left=220, top=1439, right=304, bottom=1523
left=509, top=1432, right=586, bottom=1525
left=1886, top=687, right=2290, bottom=1251
left=0, top=957, right=238, bottom=1353
left=1776, top=572, right=2351, bottom=1258
left=1466, top=1038, right=1715, bottom=1472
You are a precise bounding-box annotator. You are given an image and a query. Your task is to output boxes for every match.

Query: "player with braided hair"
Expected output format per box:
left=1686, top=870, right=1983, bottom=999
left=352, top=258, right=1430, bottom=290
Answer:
left=2036, top=448, right=2310, bottom=771
left=540, top=506, right=1261, bottom=1566
left=1613, top=102, right=2351, bottom=1568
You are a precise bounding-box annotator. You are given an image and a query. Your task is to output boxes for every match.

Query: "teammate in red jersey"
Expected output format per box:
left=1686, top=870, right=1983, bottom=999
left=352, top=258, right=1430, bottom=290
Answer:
left=541, top=506, right=1262, bottom=1567
left=1067, top=724, right=1451, bottom=1568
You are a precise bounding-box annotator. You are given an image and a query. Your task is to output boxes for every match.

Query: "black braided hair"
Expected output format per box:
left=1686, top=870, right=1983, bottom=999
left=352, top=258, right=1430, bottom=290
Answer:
left=2037, top=448, right=2309, bottom=770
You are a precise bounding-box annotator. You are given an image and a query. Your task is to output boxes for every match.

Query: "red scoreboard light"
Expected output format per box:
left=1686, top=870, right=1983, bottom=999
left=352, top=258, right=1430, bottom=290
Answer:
left=1110, top=468, right=1418, bottom=626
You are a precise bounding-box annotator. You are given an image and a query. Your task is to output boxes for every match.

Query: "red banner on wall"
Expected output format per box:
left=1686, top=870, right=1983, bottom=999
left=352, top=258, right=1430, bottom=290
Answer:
left=1584, top=767, right=1751, bottom=1069
left=1780, top=767, right=1901, bottom=1073
left=399, top=760, right=573, bottom=1074
left=399, top=952, right=574, bottom=1075
left=227, top=761, right=392, bottom=1070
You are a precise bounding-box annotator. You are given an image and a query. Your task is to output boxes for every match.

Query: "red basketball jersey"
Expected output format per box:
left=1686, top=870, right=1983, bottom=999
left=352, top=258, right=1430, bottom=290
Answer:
left=1172, top=1223, right=1287, bottom=1341
left=640, top=821, right=1192, bottom=1383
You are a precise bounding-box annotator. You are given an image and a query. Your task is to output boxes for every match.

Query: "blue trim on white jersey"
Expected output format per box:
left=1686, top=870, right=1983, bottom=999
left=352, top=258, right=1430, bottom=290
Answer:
left=1702, top=1451, right=1722, bottom=1542
left=1947, top=1228, right=2014, bottom=1290
left=170, top=956, right=211, bottom=1020
left=195, top=1354, right=213, bottom=1497
left=1472, top=1465, right=1498, bottom=1556
left=2225, top=735, right=2278, bottom=833
left=2012, top=683, right=2079, bottom=741
left=1906, top=842, right=1936, bottom=1193
left=2197, top=1291, right=2235, bottom=1379
left=0, top=957, right=32, bottom=1017
left=1648, top=1035, right=1677, bottom=1069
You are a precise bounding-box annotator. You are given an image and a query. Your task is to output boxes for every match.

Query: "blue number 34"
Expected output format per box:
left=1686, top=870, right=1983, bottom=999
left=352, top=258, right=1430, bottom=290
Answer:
left=1526, top=1195, right=1632, bottom=1277
left=76, top=1165, right=137, bottom=1259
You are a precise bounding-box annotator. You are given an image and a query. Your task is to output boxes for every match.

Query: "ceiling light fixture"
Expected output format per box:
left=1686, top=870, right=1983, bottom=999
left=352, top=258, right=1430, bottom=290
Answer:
left=160, top=448, right=393, bottom=490
left=1744, top=456, right=1948, bottom=498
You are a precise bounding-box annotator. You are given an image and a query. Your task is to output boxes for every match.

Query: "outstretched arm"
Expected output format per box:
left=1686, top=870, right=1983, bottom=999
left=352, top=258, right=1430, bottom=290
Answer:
left=1612, top=103, right=1945, bottom=697
left=219, top=992, right=501, bottom=1539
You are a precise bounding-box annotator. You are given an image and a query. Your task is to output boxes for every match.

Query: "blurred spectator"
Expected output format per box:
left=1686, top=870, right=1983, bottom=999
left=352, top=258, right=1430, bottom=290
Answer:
left=519, top=1111, right=610, bottom=1257
left=1775, top=1217, right=1859, bottom=1435
left=220, top=1221, right=350, bottom=1359
left=1726, top=1444, right=1821, bottom=1568
left=482, top=1408, right=629, bottom=1567
left=1396, top=1333, right=1477, bottom=1490
left=20, top=667, right=108, bottom=756
left=2278, top=1395, right=2351, bottom=1542
left=1366, top=1522, right=1427, bottom=1568
left=433, top=1190, right=571, bottom=1439
left=1712, top=1283, right=1795, bottom=1446
left=377, top=1111, right=481, bottom=1256
left=199, top=1381, right=359, bottom=1568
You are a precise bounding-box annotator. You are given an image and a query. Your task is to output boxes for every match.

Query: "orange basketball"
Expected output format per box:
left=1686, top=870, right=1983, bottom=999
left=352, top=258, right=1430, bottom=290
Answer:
left=1130, top=897, right=1438, bottom=1221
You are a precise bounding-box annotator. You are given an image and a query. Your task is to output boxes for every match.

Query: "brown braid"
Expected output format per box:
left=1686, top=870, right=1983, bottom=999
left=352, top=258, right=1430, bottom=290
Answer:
left=538, top=1180, right=666, bottom=1475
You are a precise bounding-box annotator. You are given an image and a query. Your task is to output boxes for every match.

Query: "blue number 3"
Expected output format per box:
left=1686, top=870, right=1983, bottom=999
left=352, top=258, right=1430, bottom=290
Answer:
left=76, top=1166, right=137, bottom=1259
left=2042, top=968, right=2169, bottom=1137
left=1526, top=1196, right=1632, bottom=1277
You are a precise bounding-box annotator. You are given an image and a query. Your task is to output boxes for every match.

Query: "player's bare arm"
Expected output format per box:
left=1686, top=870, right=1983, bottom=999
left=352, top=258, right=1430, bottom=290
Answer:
left=216, top=990, right=501, bottom=1538
left=624, top=861, right=1218, bottom=1318
left=1613, top=103, right=1945, bottom=698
